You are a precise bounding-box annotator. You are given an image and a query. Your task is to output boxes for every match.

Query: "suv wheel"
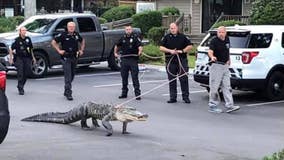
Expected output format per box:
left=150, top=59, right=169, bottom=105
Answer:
left=0, top=90, right=9, bottom=144
left=31, top=52, right=48, bottom=78
left=266, top=71, right=284, bottom=101
left=108, top=50, right=120, bottom=71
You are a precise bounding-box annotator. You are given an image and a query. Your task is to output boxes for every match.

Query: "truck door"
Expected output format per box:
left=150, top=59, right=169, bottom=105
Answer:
left=76, top=17, right=104, bottom=61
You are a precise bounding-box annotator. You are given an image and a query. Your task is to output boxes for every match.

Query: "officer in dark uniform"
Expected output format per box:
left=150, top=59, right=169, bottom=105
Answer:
left=9, top=27, right=36, bottom=95
left=160, top=23, right=193, bottom=103
left=114, top=25, right=143, bottom=100
left=51, top=22, right=85, bottom=101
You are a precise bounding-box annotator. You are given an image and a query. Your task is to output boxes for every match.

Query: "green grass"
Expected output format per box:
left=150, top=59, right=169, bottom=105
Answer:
left=141, top=43, right=196, bottom=68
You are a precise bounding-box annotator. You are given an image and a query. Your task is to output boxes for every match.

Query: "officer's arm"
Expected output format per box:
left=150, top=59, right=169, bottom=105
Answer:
left=179, top=45, right=192, bottom=54
left=208, top=49, right=217, bottom=62
left=51, top=40, right=65, bottom=55
left=160, top=46, right=176, bottom=55
left=79, top=38, right=85, bottom=54
left=8, top=48, right=14, bottom=64
left=114, top=45, right=119, bottom=57
left=138, top=46, right=143, bottom=56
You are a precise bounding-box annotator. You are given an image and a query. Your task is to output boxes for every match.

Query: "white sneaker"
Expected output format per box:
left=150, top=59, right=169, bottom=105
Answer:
left=226, top=106, right=240, bottom=113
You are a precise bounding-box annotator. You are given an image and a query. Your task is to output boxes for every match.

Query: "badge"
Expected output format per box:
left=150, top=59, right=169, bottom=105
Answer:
left=19, top=42, right=22, bottom=45
left=226, top=43, right=230, bottom=49
left=66, top=38, right=69, bottom=41
left=130, top=38, right=133, bottom=43
left=25, top=38, right=29, bottom=43
left=75, top=35, right=79, bottom=40
left=123, top=40, right=126, bottom=43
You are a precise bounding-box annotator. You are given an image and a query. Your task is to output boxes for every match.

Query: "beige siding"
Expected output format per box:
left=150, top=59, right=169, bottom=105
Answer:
left=191, top=2, right=201, bottom=34
left=156, top=0, right=191, bottom=16
left=243, top=1, right=252, bottom=16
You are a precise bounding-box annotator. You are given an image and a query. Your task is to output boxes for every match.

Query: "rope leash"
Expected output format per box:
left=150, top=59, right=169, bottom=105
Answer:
left=115, top=53, right=189, bottom=108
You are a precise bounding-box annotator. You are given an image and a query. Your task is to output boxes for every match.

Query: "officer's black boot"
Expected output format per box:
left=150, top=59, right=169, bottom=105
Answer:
left=64, top=89, right=73, bottom=101
left=118, top=88, right=128, bottom=99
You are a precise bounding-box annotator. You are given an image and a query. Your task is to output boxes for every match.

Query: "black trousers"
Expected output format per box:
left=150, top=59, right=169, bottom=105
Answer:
left=61, top=57, right=76, bottom=95
left=120, top=58, right=140, bottom=96
left=166, top=57, right=189, bottom=100
left=15, top=57, right=32, bottom=90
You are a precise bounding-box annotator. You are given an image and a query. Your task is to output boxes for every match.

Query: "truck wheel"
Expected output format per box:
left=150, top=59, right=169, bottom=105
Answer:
left=0, top=90, right=9, bottom=144
left=266, top=71, right=284, bottom=101
left=31, top=52, right=48, bottom=78
left=108, top=51, right=120, bottom=71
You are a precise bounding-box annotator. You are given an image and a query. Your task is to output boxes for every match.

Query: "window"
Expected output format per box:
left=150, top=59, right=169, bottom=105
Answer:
left=201, top=31, right=249, bottom=48
left=282, top=33, right=284, bottom=48
left=77, top=17, right=96, bottom=32
left=55, top=18, right=73, bottom=31
left=248, top=33, right=273, bottom=48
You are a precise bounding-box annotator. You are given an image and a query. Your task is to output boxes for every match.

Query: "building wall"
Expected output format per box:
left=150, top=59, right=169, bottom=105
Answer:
left=191, top=1, right=201, bottom=34
left=155, top=0, right=191, bottom=16
left=25, top=0, right=37, bottom=18
left=243, top=1, right=252, bottom=16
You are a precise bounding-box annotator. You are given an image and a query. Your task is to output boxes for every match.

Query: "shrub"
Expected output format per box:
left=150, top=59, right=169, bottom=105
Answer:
left=0, top=17, right=17, bottom=33
left=160, top=7, right=180, bottom=15
left=147, top=27, right=167, bottom=45
left=8, top=16, right=25, bottom=25
left=139, top=43, right=164, bottom=63
left=250, top=0, right=284, bottom=25
left=101, top=5, right=135, bottom=22
left=98, top=17, right=107, bottom=24
left=263, top=149, right=284, bottom=160
left=212, top=20, right=245, bottom=29
left=132, top=11, right=162, bottom=36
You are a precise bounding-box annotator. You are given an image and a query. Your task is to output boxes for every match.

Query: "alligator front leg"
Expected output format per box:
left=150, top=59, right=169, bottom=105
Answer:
left=80, top=117, right=90, bottom=129
left=122, top=122, right=130, bottom=134
left=92, top=118, right=100, bottom=128
left=102, top=114, right=113, bottom=136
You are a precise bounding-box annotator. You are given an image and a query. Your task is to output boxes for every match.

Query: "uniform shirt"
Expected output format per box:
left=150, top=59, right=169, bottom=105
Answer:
left=209, top=36, right=230, bottom=63
left=160, top=33, right=192, bottom=58
left=11, top=36, right=33, bottom=58
left=54, top=31, right=83, bottom=57
left=116, top=33, right=142, bottom=57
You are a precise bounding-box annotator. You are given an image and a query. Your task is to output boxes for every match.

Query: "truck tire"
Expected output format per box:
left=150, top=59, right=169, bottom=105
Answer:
left=0, top=90, right=9, bottom=144
left=108, top=51, right=120, bottom=71
left=266, top=71, right=284, bottom=101
left=31, top=52, right=48, bottom=78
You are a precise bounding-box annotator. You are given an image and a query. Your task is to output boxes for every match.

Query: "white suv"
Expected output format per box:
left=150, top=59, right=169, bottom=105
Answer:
left=193, top=25, right=284, bottom=100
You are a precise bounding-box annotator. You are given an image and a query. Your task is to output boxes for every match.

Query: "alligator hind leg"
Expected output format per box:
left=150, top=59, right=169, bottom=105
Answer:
left=81, top=118, right=90, bottom=129
left=92, top=118, right=100, bottom=128
left=122, top=122, right=130, bottom=134
left=102, top=114, right=113, bottom=136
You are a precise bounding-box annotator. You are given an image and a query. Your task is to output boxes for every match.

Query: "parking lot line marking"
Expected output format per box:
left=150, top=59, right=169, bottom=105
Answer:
left=245, top=100, right=284, bottom=107
left=162, top=90, right=207, bottom=96
left=93, top=79, right=168, bottom=88
left=35, top=72, right=120, bottom=81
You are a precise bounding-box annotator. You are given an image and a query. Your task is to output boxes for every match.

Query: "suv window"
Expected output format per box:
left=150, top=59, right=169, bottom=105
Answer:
left=77, top=17, right=96, bottom=32
left=282, top=33, right=284, bottom=48
left=201, top=31, right=249, bottom=48
left=55, top=18, right=73, bottom=31
left=248, top=33, right=273, bottom=48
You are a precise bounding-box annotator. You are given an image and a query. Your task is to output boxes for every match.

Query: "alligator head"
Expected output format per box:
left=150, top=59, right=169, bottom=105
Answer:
left=114, top=106, right=148, bottom=122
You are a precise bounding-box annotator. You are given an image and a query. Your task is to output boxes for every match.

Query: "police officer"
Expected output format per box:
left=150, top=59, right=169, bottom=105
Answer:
left=207, top=26, right=240, bottom=113
left=160, top=23, right=193, bottom=103
left=114, top=25, right=143, bottom=100
left=9, top=27, right=36, bottom=95
left=51, top=22, right=85, bottom=101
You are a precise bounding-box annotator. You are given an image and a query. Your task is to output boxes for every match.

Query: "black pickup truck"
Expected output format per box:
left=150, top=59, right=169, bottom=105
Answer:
left=0, top=13, right=142, bottom=77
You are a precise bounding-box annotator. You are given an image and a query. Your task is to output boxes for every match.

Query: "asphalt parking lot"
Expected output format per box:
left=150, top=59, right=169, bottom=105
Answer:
left=1, top=63, right=284, bottom=160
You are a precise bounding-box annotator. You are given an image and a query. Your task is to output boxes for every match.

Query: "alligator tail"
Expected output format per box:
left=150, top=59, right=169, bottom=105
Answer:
left=21, top=112, right=69, bottom=124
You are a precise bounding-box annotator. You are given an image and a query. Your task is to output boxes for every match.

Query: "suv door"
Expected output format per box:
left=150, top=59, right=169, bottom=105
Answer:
left=76, top=17, right=104, bottom=61
left=282, top=32, right=284, bottom=62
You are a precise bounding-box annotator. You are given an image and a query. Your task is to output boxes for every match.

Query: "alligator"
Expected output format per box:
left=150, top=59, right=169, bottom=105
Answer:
left=22, top=101, right=148, bottom=136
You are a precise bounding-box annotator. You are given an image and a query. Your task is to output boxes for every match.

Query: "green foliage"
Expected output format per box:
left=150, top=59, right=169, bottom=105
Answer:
left=250, top=0, right=284, bottom=25
left=263, top=149, right=284, bottom=160
left=160, top=7, right=180, bottom=15
left=98, top=17, right=107, bottom=24
left=212, top=20, right=245, bottom=29
left=0, top=17, right=17, bottom=33
left=132, top=11, right=162, bottom=36
left=139, top=43, right=164, bottom=63
left=8, top=16, right=25, bottom=25
left=101, top=5, right=135, bottom=22
left=147, top=27, right=167, bottom=45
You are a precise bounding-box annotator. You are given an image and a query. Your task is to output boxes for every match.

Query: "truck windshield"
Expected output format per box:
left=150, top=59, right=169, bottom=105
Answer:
left=18, top=18, right=56, bottom=34
left=201, top=31, right=250, bottom=48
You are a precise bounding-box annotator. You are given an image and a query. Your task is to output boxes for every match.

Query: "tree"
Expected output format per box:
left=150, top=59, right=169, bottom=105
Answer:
left=250, top=0, right=284, bottom=25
